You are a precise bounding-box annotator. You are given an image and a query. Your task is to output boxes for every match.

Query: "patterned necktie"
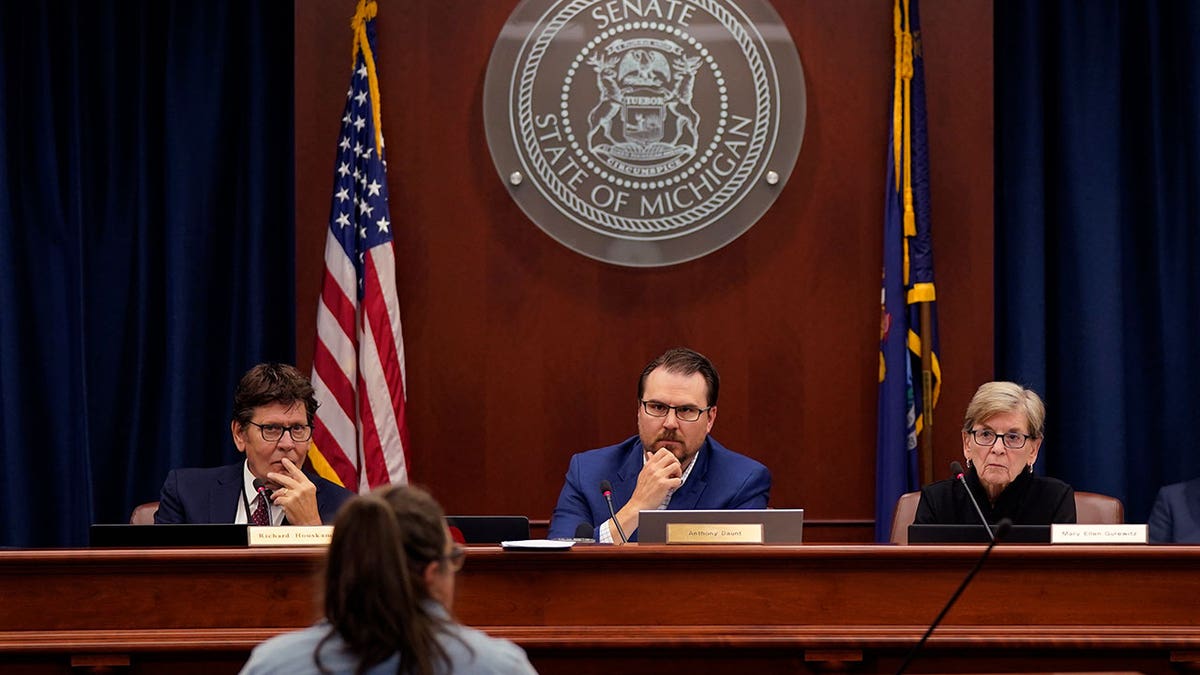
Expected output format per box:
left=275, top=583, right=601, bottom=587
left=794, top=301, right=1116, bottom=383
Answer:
left=251, top=493, right=270, bottom=526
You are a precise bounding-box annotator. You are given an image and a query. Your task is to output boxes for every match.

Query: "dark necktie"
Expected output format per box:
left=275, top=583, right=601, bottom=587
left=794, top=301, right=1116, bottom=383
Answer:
left=251, top=493, right=270, bottom=526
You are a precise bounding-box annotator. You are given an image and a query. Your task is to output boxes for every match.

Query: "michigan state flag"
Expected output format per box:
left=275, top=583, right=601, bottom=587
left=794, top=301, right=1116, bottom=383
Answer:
left=876, top=0, right=941, bottom=542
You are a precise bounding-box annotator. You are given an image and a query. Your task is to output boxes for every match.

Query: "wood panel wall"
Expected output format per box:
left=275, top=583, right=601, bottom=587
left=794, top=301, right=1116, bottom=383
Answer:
left=293, top=0, right=994, bottom=540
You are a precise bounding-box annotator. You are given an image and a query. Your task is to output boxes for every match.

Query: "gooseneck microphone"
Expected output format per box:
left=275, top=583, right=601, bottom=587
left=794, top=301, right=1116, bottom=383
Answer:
left=551, top=522, right=596, bottom=543
left=895, top=517, right=1013, bottom=675
left=245, top=478, right=275, bottom=526
left=252, top=478, right=273, bottom=501
left=950, top=460, right=994, bottom=542
left=599, top=480, right=628, bottom=544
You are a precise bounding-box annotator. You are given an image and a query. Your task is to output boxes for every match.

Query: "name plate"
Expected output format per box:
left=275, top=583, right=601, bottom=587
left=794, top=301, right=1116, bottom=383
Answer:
left=665, top=523, right=763, bottom=544
left=248, top=526, right=334, bottom=546
left=1050, top=524, right=1148, bottom=544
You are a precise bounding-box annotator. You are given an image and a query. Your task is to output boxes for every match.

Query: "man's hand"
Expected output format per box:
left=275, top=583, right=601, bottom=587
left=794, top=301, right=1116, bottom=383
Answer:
left=628, top=448, right=684, bottom=511
left=267, top=457, right=322, bottom=526
left=605, top=449, right=683, bottom=542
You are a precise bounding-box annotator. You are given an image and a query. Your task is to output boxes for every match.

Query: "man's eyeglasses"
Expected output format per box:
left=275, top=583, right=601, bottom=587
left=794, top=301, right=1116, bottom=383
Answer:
left=247, top=421, right=313, bottom=443
left=639, top=400, right=711, bottom=423
left=968, top=429, right=1034, bottom=449
left=442, top=545, right=466, bottom=572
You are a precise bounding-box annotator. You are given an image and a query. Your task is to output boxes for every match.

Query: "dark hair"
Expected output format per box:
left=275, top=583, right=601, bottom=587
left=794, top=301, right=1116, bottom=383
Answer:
left=637, top=347, right=720, bottom=407
left=231, top=363, right=319, bottom=426
left=316, top=485, right=455, bottom=675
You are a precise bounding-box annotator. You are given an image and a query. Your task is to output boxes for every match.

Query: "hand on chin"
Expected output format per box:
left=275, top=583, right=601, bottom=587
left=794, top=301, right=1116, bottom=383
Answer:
left=657, top=441, right=686, bottom=461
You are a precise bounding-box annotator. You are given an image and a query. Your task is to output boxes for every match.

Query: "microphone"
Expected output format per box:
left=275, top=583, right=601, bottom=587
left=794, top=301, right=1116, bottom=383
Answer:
left=599, top=480, right=627, bottom=544
left=895, top=517, right=1013, bottom=675
left=248, top=478, right=275, bottom=526
left=950, top=460, right=993, bottom=542
left=551, top=522, right=596, bottom=543
left=252, top=478, right=273, bottom=501
left=573, top=522, right=595, bottom=542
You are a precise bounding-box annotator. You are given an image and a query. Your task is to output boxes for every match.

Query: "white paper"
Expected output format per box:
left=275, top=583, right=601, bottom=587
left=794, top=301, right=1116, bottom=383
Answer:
left=500, top=539, right=575, bottom=550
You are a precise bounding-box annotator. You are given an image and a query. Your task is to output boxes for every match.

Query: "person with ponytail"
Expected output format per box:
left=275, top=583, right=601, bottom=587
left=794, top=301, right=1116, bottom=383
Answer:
left=241, top=485, right=537, bottom=675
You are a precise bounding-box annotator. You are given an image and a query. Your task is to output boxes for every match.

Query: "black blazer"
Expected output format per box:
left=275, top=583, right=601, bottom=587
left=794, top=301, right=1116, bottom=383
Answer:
left=914, top=465, right=1076, bottom=525
left=154, top=462, right=354, bottom=524
left=1150, top=477, right=1200, bottom=543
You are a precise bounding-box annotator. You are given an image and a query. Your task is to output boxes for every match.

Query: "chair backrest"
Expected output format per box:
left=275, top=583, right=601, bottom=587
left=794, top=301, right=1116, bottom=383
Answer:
left=130, top=501, right=160, bottom=525
left=890, top=490, right=1123, bottom=543
left=1074, top=491, right=1123, bottom=524
left=889, top=491, right=922, bottom=544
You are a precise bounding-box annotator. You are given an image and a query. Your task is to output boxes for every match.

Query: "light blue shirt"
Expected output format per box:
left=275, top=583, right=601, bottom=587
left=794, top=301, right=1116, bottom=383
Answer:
left=240, top=603, right=537, bottom=675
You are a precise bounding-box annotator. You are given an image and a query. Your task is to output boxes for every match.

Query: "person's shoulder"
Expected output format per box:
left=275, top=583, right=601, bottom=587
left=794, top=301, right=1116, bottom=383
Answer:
left=706, top=437, right=768, bottom=472
left=309, top=472, right=355, bottom=497
left=922, top=477, right=957, bottom=491
left=1160, top=476, right=1200, bottom=496
left=169, top=463, right=241, bottom=484
left=440, top=622, right=536, bottom=675
left=918, top=477, right=957, bottom=499
left=1150, top=477, right=1200, bottom=508
left=1030, top=474, right=1074, bottom=494
left=572, top=436, right=641, bottom=463
left=242, top=624, right=332, bottom=674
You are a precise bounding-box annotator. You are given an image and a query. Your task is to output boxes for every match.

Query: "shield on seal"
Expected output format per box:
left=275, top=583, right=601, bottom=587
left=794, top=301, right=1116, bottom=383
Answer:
left=620, top=90, right=666, bottom=145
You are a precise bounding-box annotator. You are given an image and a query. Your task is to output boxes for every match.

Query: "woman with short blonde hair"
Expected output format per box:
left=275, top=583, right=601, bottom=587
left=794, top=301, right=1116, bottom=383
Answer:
left=915, top=382, right=1075, bottom=525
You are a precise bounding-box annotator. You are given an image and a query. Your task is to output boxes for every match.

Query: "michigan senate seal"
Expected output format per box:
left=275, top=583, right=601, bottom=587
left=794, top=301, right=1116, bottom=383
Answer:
left=484, top=0, right=805, bottom=267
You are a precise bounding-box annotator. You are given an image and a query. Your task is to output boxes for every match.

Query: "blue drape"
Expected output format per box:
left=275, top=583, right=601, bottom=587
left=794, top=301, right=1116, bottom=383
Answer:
left=0, top=1, right=295, bottom=547
left=996, top=1, right=1200, bottom=522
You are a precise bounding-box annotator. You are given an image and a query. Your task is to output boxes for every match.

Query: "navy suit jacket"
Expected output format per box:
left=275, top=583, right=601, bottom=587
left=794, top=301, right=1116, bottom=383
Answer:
left=154, top=462, right=355, bottom=525
left=1149, top=477, right=1200, bottom=543
left=547, top=435, right=771, bottom=541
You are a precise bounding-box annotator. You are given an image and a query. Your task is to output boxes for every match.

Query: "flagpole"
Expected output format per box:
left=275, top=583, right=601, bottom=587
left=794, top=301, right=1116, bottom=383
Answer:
left=920, top=301, right=934, bottom=485
left=309, top=0, right=411, bottom=492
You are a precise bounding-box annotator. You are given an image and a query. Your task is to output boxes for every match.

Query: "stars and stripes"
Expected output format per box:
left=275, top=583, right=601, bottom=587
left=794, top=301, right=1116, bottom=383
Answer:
left=308, top=0, right=409, bottom=493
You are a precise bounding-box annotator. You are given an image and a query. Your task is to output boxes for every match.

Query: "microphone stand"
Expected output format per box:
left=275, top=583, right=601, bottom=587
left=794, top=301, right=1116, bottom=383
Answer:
left=951, top=460, right=994, bottom=542
left=895, top=519, right=1012, bottom=675
left=599, top=480, right=628, bottom=543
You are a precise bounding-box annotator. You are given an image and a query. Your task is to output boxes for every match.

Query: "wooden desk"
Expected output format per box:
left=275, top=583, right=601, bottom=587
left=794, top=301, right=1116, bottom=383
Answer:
left=3, top=545, right=1199, bottom=673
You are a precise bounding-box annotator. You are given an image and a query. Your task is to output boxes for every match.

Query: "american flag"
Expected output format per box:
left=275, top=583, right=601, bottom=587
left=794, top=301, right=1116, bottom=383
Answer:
left=309, top=0, right=409, bottom=493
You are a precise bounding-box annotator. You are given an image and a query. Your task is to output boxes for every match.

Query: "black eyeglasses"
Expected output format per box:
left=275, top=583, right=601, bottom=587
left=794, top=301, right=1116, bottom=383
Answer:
left=442, top=545, right=466, bottom=572
left=247, top=421, right=313, bottom=443
left=968, top=429, right=1034, bottom=449
left=639, top=400, right=711, bottom=422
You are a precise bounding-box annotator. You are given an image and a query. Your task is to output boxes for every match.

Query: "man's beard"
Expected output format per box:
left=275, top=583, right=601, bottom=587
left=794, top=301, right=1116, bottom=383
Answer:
left=653, top=432, right=689, bottom=460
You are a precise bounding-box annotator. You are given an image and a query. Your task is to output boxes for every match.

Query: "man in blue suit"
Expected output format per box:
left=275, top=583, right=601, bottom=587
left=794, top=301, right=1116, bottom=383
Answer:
left=1149, top=476, right=1200, bottom=543
left=548, top=348, right=771, bottom=542
left=155, top=363, right=354, bottom=525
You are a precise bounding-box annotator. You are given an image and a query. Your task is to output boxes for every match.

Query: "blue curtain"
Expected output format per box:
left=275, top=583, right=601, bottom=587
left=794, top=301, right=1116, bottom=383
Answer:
left=996, top=1, right=1200, bottom=522
left=0, top=1, right=295, bottom=547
